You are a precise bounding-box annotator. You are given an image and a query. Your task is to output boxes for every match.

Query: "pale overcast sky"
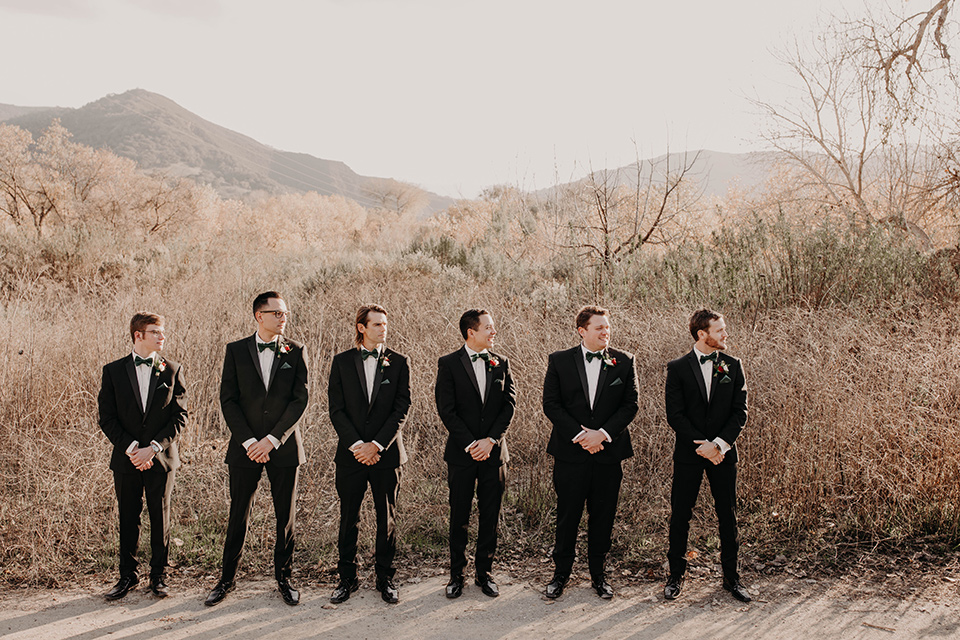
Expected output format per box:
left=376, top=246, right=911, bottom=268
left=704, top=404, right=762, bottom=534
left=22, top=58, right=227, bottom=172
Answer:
left=0, top=0, right=871, bottom=198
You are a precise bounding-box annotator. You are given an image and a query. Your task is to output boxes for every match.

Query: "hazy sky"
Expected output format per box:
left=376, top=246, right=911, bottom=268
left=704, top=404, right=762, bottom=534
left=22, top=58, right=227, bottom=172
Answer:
left=0, top=0, right=871, bottom=198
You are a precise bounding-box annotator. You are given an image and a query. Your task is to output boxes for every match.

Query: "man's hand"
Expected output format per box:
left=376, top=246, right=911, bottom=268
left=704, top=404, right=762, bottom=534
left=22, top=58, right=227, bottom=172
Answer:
left=577, top=429, right=606, bottom=455
left=247, top=437, right=275, bottom=464
left=352, top=442, right=381, bottom=466
left=694, top=440, right=724, bottom=465
left=128, top=446, right=155, bottom=471
left=468, top=438, right=494, bottom=462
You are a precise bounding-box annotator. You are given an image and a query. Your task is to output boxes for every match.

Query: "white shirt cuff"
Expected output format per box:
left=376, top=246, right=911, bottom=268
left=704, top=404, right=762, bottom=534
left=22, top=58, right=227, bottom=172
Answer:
left=572, top=429, right=587, bottom=443
left=265, top=434, right=281, bottom=449
left=150, top=440, right=163, bottom=452
left=465, top=440, right=477, bottom=452
left=372, top=440, right=385, bottom=452
left=125, top=441, right=139, bottom=455
left=713, top=437, right=731, bottom=454
left=241, top=438, right=257, bottom=450
left=599, top=428, right=612, bottom=443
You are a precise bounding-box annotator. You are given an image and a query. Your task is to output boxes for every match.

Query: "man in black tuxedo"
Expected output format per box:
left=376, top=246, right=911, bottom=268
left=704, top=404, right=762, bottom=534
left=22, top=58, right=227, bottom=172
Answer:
left=328, top=304, right=411, bottom=604
left=542, top=305, right=638, bottom=600
left=205, top=291, right=308, bottom=607
left=663, top=309, right=750, bottom=603
left=435, top=309, right=515, bottom=599
left=98, top=312, right=186, bottom=600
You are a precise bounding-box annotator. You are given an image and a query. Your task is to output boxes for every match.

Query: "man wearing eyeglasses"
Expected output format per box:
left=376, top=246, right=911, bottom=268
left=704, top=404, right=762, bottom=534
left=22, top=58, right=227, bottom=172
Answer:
left=205, top=291, right=309, bottom=607
left=98, top=312, right=186, bottom=601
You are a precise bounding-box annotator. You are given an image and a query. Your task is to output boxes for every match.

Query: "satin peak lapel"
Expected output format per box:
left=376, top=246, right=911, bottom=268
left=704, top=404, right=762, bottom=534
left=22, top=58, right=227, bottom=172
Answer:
left=687, top=350, right=708, bottom=404
left=573, top=349, right=590, bottom=407
left=246, top=336, right=265, bottom=386
left=353, top=349, right=369, bottom=405
left=369, top=351, right=385, bottom=409
left=459, top=348, right=482, bottom=399
left=144, top=365, right=160, bottom=416
left=125, top=357, right=144, bottom=416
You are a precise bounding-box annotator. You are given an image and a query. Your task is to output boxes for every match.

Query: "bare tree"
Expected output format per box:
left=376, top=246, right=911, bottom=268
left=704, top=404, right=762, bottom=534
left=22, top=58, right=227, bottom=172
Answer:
left=363, top=178, right=430, bottom=217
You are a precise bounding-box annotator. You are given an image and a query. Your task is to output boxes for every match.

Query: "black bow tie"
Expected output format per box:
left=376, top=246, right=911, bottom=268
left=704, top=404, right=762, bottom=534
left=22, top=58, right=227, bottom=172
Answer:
left=471, top=352, right=490, bottom=362
left=361, top=348, right=379, bottom=360
left=258, top=341, right=277, bottom=353
left=134, top=355, right=154, bottom=367
left=585, top=350, right=604, bottom=362
left=700, top=352, right=717, bottom=364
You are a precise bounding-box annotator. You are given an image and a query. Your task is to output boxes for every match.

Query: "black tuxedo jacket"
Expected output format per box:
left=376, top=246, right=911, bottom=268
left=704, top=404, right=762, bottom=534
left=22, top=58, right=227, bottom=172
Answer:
left=665, top=349, right=747, bottom=465
left=328, top=347, right=410, bottom=469
left=98, top=354, right=186, bottom=474
left=435, top=347, right=516, bottom=467
left=220, top=334, right=308, bottom=468
left=543, top=346, right=638, bottom=464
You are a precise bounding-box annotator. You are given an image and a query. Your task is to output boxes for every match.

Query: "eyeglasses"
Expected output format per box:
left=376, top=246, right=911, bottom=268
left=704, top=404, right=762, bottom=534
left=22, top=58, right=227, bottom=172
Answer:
left=145, top=330, right=166, bottom=338
left=260, top=310, right=291, bottom=319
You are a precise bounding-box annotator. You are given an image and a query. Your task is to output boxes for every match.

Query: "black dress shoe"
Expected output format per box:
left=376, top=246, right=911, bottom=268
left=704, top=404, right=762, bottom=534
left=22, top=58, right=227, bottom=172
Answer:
left=330, top=579, right=359, bottom=604
left=105, top=575, right=138, bottom=601
left=592, top=577, right=614, bottom=600
left=278, top=578, right=300, bottom=606
left=544, top=574, right=568, bottom=599
left=445, top=576, right=464, bottom=599
left=376, top=577, right=400, bottom=604
left=204, top=580, right=234, bottom=606
left=148, top=575, right=168, bottom=598
left=664, top=575, right=684, bottom=600
left=722, top=579, right=752, bottom=603
left=475, top=575, right=499, bottom=598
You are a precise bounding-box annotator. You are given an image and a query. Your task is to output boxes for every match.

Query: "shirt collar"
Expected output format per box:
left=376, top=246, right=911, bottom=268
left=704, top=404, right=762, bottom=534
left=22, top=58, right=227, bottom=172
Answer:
left=360, top=344, right=382, bottom=356
left=255, top=333, right=278, bottom=346
left=131, top=351, right=156, bottom=363
left=581, top=344, right=603, bottom=359
left=693, top=346, right=715, bottom=362
left=465, top=345, right=488, bottom=358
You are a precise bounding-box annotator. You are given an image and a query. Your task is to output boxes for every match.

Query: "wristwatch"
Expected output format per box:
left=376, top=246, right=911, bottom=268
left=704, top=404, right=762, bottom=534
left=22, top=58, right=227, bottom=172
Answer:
left=150, top=442, right=162, bottom=454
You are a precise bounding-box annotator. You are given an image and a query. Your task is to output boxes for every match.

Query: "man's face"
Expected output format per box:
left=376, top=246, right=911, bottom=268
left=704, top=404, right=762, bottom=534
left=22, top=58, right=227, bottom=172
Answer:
left=358, top=311, right=388, bottom=347
left=700, top=318, right=728, bottom=351
left=135, top=324, right=165, bottom=354
left=578, top=314, right=611, bottom=352
left=256, top=297, right=288, bottom=337
left=468, top=314, right=496, bottom=351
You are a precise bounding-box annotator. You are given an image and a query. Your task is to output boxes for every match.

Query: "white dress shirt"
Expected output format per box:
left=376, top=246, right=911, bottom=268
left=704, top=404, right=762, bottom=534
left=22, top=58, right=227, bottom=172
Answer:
left=692, top=346, right=731, bottom=454
left=573, top=345, right=612, bottom=444
left=463, top=345, right=496, bottom=452
left=242, top=334, right=282, bottom=452
left=351, top=345, right=384, bottom=452
left=126, top=352, right=163, bottom=455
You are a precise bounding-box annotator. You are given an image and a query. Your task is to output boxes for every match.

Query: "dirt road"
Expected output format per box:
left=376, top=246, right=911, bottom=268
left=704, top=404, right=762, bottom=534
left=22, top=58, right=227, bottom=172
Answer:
left=1, top=573, right=956, bottom=639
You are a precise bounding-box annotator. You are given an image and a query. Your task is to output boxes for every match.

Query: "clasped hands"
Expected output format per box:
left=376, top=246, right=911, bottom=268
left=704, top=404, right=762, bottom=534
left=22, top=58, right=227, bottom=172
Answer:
left=467, top=438, right=494, bottom=462
left=247, top=437, right=276, bottom=464
left=694, top=439, right=724, bottom=465
left=127, top=445, right=156, bottom=471
left=350, top=441, right=381, bottom=466
left=576, top=428, right=606, bottom=455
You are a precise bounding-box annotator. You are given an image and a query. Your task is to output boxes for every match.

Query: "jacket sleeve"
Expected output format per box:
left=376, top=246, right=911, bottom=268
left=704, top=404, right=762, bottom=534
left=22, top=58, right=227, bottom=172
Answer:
left=151, top=363, right=187, bottom=450
left=665, top=360, right=708, bottom=444
left=219, top=344, right=257, bottom=445
left=328, top=355, right=363, bottom=445
left=435, top=356, right=476, bottom=451
left=718, top=362, right=747, bottom=445
left=542, top=352, right=582, bottom=442
left=269, top=345, right=309, bottom=444
left=373, top=355, right=411, bottom=449
left=98, top=364, right=138, bottom=451
left=598, top=355, right=639, bottom=438
left=488, top=358, right=515, bottom=442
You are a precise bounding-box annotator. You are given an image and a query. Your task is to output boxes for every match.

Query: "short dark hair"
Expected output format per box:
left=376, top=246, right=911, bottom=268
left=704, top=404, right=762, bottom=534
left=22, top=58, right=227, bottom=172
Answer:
left=253, top=291, right=283, bottom=315
left=689, top=308, right=722, bottom=340
left=355, top=304, right=388, bottom=347
left=459, top=309, right=490, bottom=340
left=130, top=312, right=163, bottom=343
left=575, top=305, right=608, bottom=330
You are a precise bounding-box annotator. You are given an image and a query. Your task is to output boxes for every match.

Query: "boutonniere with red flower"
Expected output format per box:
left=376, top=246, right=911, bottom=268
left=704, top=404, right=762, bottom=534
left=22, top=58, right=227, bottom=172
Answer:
left=278, top=341, right=292, bottom=355
left=380, top=354, right=391, bottom=372
left=487, top=356, right=500, bottom=371
left=714, top=359, right=732, bottom=383
left=601, top=353, right=616, bottom=370
left=154, top=358, right=166, bottom=373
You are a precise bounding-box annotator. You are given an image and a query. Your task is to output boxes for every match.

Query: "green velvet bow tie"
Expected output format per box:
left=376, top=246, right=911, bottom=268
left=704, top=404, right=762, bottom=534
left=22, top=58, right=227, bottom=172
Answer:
left=134, top=355, right=154, bottom=367
left=700, top=352, right=717, bottom=364
left=258, top=341, right=277, bottom=353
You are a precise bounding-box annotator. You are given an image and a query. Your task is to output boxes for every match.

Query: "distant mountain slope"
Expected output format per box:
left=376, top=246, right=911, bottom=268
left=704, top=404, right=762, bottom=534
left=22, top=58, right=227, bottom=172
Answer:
left=0, top=103, right=58, bottom=122
left=4, top=89, right=453, bottom=213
